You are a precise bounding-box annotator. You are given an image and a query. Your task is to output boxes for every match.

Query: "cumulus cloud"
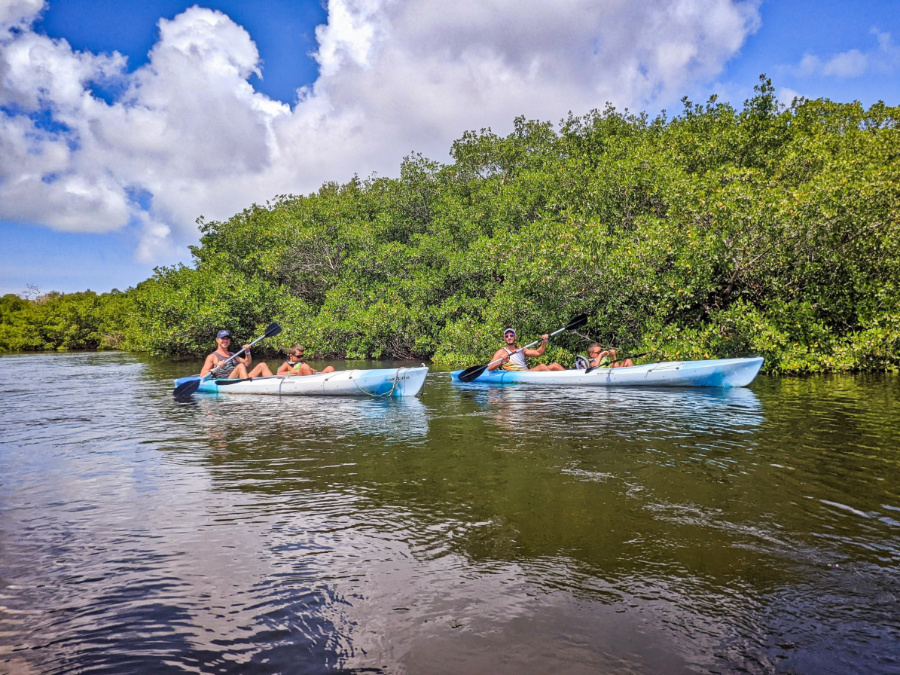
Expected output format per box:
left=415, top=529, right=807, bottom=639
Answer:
left=795, top=28, right=900, bottom=79
left=778, top=86, right=803, bottom=107
left=0, top=0, right=43, bottom=34
left=0, top=0, right=761, bottom=263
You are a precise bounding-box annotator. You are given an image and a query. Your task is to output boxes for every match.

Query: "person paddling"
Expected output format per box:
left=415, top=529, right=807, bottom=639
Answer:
left=276, top=344, right=336, bottom=376
left=200, top=330, right=274, bottom=379
left=488, top=327, right=565, bottom=372
left=587, top=343, right=633, bottom=368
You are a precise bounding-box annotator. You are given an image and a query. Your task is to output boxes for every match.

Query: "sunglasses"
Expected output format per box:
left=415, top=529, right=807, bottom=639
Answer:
left=291, top=353, right=305, bottom=358
left=504, top=332, right=516, bottom=337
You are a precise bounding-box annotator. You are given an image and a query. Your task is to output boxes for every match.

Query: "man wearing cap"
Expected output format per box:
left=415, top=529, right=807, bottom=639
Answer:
left=487, top=327, right=565, bottom=372
left=200, top=330, right=274, bottom=379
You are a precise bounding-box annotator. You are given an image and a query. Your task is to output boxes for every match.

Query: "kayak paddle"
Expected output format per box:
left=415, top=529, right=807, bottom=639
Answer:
left=584, top=351, right=649, bottom=374
left=172, top=322, right=282, bottom=400
left=457, top=314, right=588, bottom=383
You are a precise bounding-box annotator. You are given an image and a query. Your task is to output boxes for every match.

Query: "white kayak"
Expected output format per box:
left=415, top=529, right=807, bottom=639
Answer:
left=451, top=357, right=763, bottom=388
left=174, top=366, right=429, bottom=397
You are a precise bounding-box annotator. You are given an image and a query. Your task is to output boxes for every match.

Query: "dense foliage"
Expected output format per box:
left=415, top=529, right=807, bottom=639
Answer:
left=4, top=78, right=899, bottom=373
left=0, top=290, right=133, bottom=352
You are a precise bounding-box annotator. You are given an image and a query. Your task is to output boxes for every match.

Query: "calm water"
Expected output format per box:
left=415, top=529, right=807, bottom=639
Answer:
left=1, top=352, right=898, bottom=674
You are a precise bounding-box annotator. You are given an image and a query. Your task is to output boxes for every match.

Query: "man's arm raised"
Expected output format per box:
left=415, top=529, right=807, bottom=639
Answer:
left=524, top=334, right=549, bottom=357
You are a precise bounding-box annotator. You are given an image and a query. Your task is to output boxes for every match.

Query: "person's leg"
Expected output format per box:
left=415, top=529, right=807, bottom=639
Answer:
left=298, top=363, right=316, bottom=376
left=321, top=365, right=335, bottom=373
left=530, top=364, right=549, bottom=371
left=249, top=363, right=273, bottom=377
left=229, top=364, right=249, bottom=379
left=548, top=363, right=565, bottom=371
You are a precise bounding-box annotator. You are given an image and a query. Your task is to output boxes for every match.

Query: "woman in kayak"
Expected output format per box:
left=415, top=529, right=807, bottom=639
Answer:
left=587, top=343, right=633, bottom=368
left=487, top=328, right=565, bottom=372
left=201, top=330, right=274, bottom=379
left=277, top=345, right=336, bottom=376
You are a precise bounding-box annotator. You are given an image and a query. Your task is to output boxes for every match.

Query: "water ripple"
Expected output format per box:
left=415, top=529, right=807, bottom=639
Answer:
left=1, top=354, right=899, bottom=673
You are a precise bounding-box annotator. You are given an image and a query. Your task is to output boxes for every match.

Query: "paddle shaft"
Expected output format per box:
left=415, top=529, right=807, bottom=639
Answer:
left=174, top=323, right=282, bottom=399
left=585, top=351, right=649, bottom=374
left=208, top=332, right=270, bottom=376
left=456, top=315, right=587, bottom=383
left=607, top=351, right=648, bottom=365
left=484, top=323, right=575, bottom=371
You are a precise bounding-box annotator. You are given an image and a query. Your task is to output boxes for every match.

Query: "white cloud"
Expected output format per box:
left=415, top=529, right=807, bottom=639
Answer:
left=778, top=86, right=802, bottom=107
left=0, top=0, right=761, bottom=264
left=793, top=28, right=900, bottom=80
left=797, top=50, right=868, bottom=78
left=823, top=49, right=868, bottom=77
left=871, top=28, right=900, bottom=72
left=0, top=0, right=42, bottom=36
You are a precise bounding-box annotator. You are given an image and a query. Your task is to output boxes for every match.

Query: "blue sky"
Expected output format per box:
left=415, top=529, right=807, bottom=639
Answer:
left=1, top=0, right=898, bottom=296
left=36, top=0, right=326, bottom=104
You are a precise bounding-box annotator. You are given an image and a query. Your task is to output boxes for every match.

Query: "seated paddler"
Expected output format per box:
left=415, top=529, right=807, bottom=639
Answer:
left=277, top=344, right=336, bottom=376
left=201, top=330, right=274, bottom=379
left=587, top=343, right=633, bottom=368
left=488, top=327, right=565, bottom=372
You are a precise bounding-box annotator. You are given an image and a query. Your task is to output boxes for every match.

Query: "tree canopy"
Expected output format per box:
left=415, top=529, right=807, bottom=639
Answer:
left=3, top=78, right=899, bottom=373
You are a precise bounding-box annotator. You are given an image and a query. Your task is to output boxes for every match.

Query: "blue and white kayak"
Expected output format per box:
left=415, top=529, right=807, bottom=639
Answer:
left=174, top=366, right=429, bottom=397
left=451, top=357, right=763, bottom=388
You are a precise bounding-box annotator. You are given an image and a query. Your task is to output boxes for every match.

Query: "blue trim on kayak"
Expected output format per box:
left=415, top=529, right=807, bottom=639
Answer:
left=450, top=357, right=764, bottom=388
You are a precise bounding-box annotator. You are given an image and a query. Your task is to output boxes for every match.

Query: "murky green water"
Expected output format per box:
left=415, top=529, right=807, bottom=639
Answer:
left=1, top=352, right=898, bottom=673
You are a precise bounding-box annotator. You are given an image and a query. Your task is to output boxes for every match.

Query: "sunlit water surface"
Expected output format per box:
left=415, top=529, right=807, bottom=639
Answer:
left=1, top=352, right=898, bottom=674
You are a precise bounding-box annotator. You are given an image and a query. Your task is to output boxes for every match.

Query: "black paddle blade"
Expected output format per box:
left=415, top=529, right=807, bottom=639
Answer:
left=457, top=363, right=488, bottom=383
left=264, top=322, right=282, bottom=338
left=173, top=378, right=201, bottom=399
left=564, top=314, right=589, bottom=331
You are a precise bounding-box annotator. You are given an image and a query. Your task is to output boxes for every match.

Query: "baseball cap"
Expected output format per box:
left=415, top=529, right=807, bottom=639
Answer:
left=504, top=328, right=516, bottom=335
left=216, top=330, right=231, bottom=338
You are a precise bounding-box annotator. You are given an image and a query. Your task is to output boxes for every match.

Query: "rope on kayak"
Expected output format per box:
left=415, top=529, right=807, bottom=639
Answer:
left=352, top=367, right=403, bottom=398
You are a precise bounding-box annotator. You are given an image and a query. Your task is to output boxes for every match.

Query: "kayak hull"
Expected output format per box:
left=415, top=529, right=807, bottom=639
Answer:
left=451, top=357, right=763, bottom=388
left=174, top=366, right=429, bottom=397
